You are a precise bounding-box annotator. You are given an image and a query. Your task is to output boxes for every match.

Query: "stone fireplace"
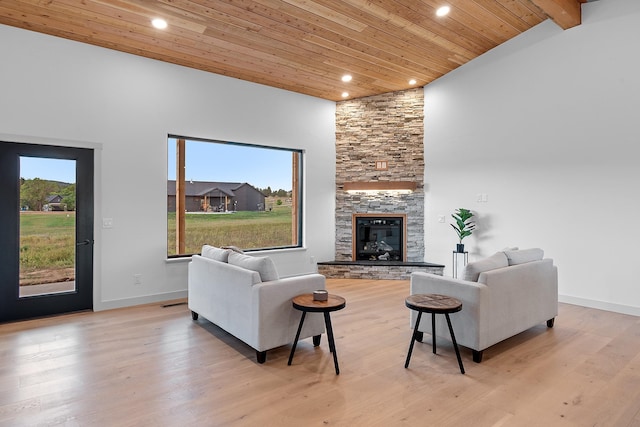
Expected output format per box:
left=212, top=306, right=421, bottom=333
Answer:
left=317, top=88, right=444, bottom=279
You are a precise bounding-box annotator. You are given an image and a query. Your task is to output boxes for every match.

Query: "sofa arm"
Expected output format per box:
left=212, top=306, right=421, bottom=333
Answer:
left=252, top=273, right=327, bottom=351
left=478, top=259, right=558, bottom=332
left=410, top=272, right=489, bottom=351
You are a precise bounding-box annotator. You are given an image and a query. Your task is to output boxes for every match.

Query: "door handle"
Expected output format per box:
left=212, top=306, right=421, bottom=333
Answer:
left=76, top=239, right=92, bottom=246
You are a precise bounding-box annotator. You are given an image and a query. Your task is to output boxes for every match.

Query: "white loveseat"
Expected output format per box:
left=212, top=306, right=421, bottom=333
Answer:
left=410, top=248, right=558, bottom=362
left=188, top=245, right=326, bottom=363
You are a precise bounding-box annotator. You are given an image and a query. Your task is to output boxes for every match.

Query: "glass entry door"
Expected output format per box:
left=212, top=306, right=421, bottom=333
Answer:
left=0, top=142, right=94, bottom=322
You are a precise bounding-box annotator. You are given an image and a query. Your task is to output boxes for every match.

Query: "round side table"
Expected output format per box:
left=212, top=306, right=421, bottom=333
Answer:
left=405, top=293, right=465, bottom=374
left=288, top=293, right=346, bottom=375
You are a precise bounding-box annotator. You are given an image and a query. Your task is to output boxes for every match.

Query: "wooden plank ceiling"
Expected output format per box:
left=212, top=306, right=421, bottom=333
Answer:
left=0, top=0, right=583, bottom=101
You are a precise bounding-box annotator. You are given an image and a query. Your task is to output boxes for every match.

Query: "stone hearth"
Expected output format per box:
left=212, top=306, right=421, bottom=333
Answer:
left=317, top=261, right=443, bottom=280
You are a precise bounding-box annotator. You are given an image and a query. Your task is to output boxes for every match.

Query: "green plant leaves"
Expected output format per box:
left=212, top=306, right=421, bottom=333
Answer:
left=451, top=208, right=475, bottom=243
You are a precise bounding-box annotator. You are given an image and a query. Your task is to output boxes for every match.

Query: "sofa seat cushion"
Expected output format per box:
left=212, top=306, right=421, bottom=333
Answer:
left=228, top=252, right=279, bottom=282
left=503, top=248, right=544, bottom=266
left=462, top=251, right=509, bottom=282
left=201, top=245, right=231, bottom=262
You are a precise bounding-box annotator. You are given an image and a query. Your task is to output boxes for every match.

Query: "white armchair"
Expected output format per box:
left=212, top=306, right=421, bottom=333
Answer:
left=188, top=248, right=326, bottom=363
left=410, top=249, right=558, bottom=362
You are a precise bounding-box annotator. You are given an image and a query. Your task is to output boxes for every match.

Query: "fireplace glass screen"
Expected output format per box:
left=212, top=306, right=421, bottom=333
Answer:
left=354, top=216, right=404, bottom=261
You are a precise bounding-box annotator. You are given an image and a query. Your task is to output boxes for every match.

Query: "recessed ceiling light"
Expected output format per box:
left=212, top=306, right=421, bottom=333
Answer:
left=409, top=79, right=417, bottom=85
left=341, top=74, right=352, bottom=82
left=342, top=92, right=349, bottom=98
left=151, top=18, right=168, bottom=29
left=436, top=6, right=450, bottom=17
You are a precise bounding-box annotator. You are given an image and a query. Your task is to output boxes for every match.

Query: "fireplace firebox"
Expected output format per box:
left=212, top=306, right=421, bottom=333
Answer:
left=352, top=214, right=406, bottom=262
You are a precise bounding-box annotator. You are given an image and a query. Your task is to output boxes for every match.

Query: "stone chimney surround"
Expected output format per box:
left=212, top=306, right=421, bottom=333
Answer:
left=317, top=88, right=443, bottom=279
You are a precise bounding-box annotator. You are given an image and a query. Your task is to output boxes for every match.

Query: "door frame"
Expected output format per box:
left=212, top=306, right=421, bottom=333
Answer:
left=0, top=141, right=94, bottom=322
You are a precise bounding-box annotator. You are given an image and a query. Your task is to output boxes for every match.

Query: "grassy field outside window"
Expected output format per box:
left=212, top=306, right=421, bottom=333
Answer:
left=167, top=202, right=293, bottom=256
left=19, top=211, right=75, bottom=286
left=19, top=204, right=294, bottom=286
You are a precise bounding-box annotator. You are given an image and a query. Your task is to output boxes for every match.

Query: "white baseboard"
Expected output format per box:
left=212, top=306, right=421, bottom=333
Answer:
left=559, top=294, right=640, bottom=317
left=94, top=291, right=639, bottom=317
left=94, top=290, right=188, bottom=311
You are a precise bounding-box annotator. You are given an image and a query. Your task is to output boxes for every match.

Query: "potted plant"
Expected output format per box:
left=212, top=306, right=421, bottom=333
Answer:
left=451, top=208, right=475, bottom=253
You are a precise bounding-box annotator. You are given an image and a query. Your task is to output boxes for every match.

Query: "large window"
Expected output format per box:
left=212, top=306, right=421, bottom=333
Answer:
left=167, top=136, right=302, bottom=257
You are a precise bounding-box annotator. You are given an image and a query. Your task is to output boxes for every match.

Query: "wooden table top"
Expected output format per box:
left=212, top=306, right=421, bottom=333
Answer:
left=292, top=293, right=346, bottom=313
left=405, top=294, right=462, bottom=314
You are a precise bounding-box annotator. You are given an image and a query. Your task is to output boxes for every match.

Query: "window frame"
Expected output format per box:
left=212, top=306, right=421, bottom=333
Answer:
left=167, top=134, right=303, bottom=258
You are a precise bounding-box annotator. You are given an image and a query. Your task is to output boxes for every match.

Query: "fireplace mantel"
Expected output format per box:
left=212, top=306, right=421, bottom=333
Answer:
left=343, top=181, right=417, bottom=193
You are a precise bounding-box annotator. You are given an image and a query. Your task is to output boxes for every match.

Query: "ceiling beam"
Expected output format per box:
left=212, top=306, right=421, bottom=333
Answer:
left=530, top=0, right=583, bottom=29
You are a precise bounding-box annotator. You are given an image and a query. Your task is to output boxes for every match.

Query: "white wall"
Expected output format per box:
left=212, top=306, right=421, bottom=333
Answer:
left=423, top=0, right=640, bottom=315
left=0, top=25, right=336, bottom=310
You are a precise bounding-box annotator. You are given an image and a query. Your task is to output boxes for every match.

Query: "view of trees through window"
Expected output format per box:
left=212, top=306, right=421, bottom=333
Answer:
left=20, top=177, right=76, bottom=212
left=167, top=136, right=302, bottom=257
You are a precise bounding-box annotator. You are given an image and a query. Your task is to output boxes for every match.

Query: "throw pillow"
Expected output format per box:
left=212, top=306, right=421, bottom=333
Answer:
left=200, top=245, right=231, bottom=262
left=228, top=252, right=279, bottom=282
left=462, top=251, right=509, bottom=282
left=503, top=248, right=544, bottom=266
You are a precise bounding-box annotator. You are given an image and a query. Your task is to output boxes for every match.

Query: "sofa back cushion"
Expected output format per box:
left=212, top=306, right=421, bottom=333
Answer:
left=228, top=252, right=279, bottom=282
left=503, top=248, right=544, bottom=266
left=201, top=245, right=231, bottom=262
left=462, top=251, right=509, bottom=282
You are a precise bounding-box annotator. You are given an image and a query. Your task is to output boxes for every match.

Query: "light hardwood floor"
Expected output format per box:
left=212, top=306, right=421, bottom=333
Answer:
left=2, top=278, right=640, bottom=426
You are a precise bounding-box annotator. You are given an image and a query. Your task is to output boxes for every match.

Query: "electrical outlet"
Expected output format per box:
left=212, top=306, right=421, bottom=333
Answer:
left=133, top=274, right=142, bottom=285
left=438, top=215, right=445, bottom=223
left=102, top=218, right=113, bottom=228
